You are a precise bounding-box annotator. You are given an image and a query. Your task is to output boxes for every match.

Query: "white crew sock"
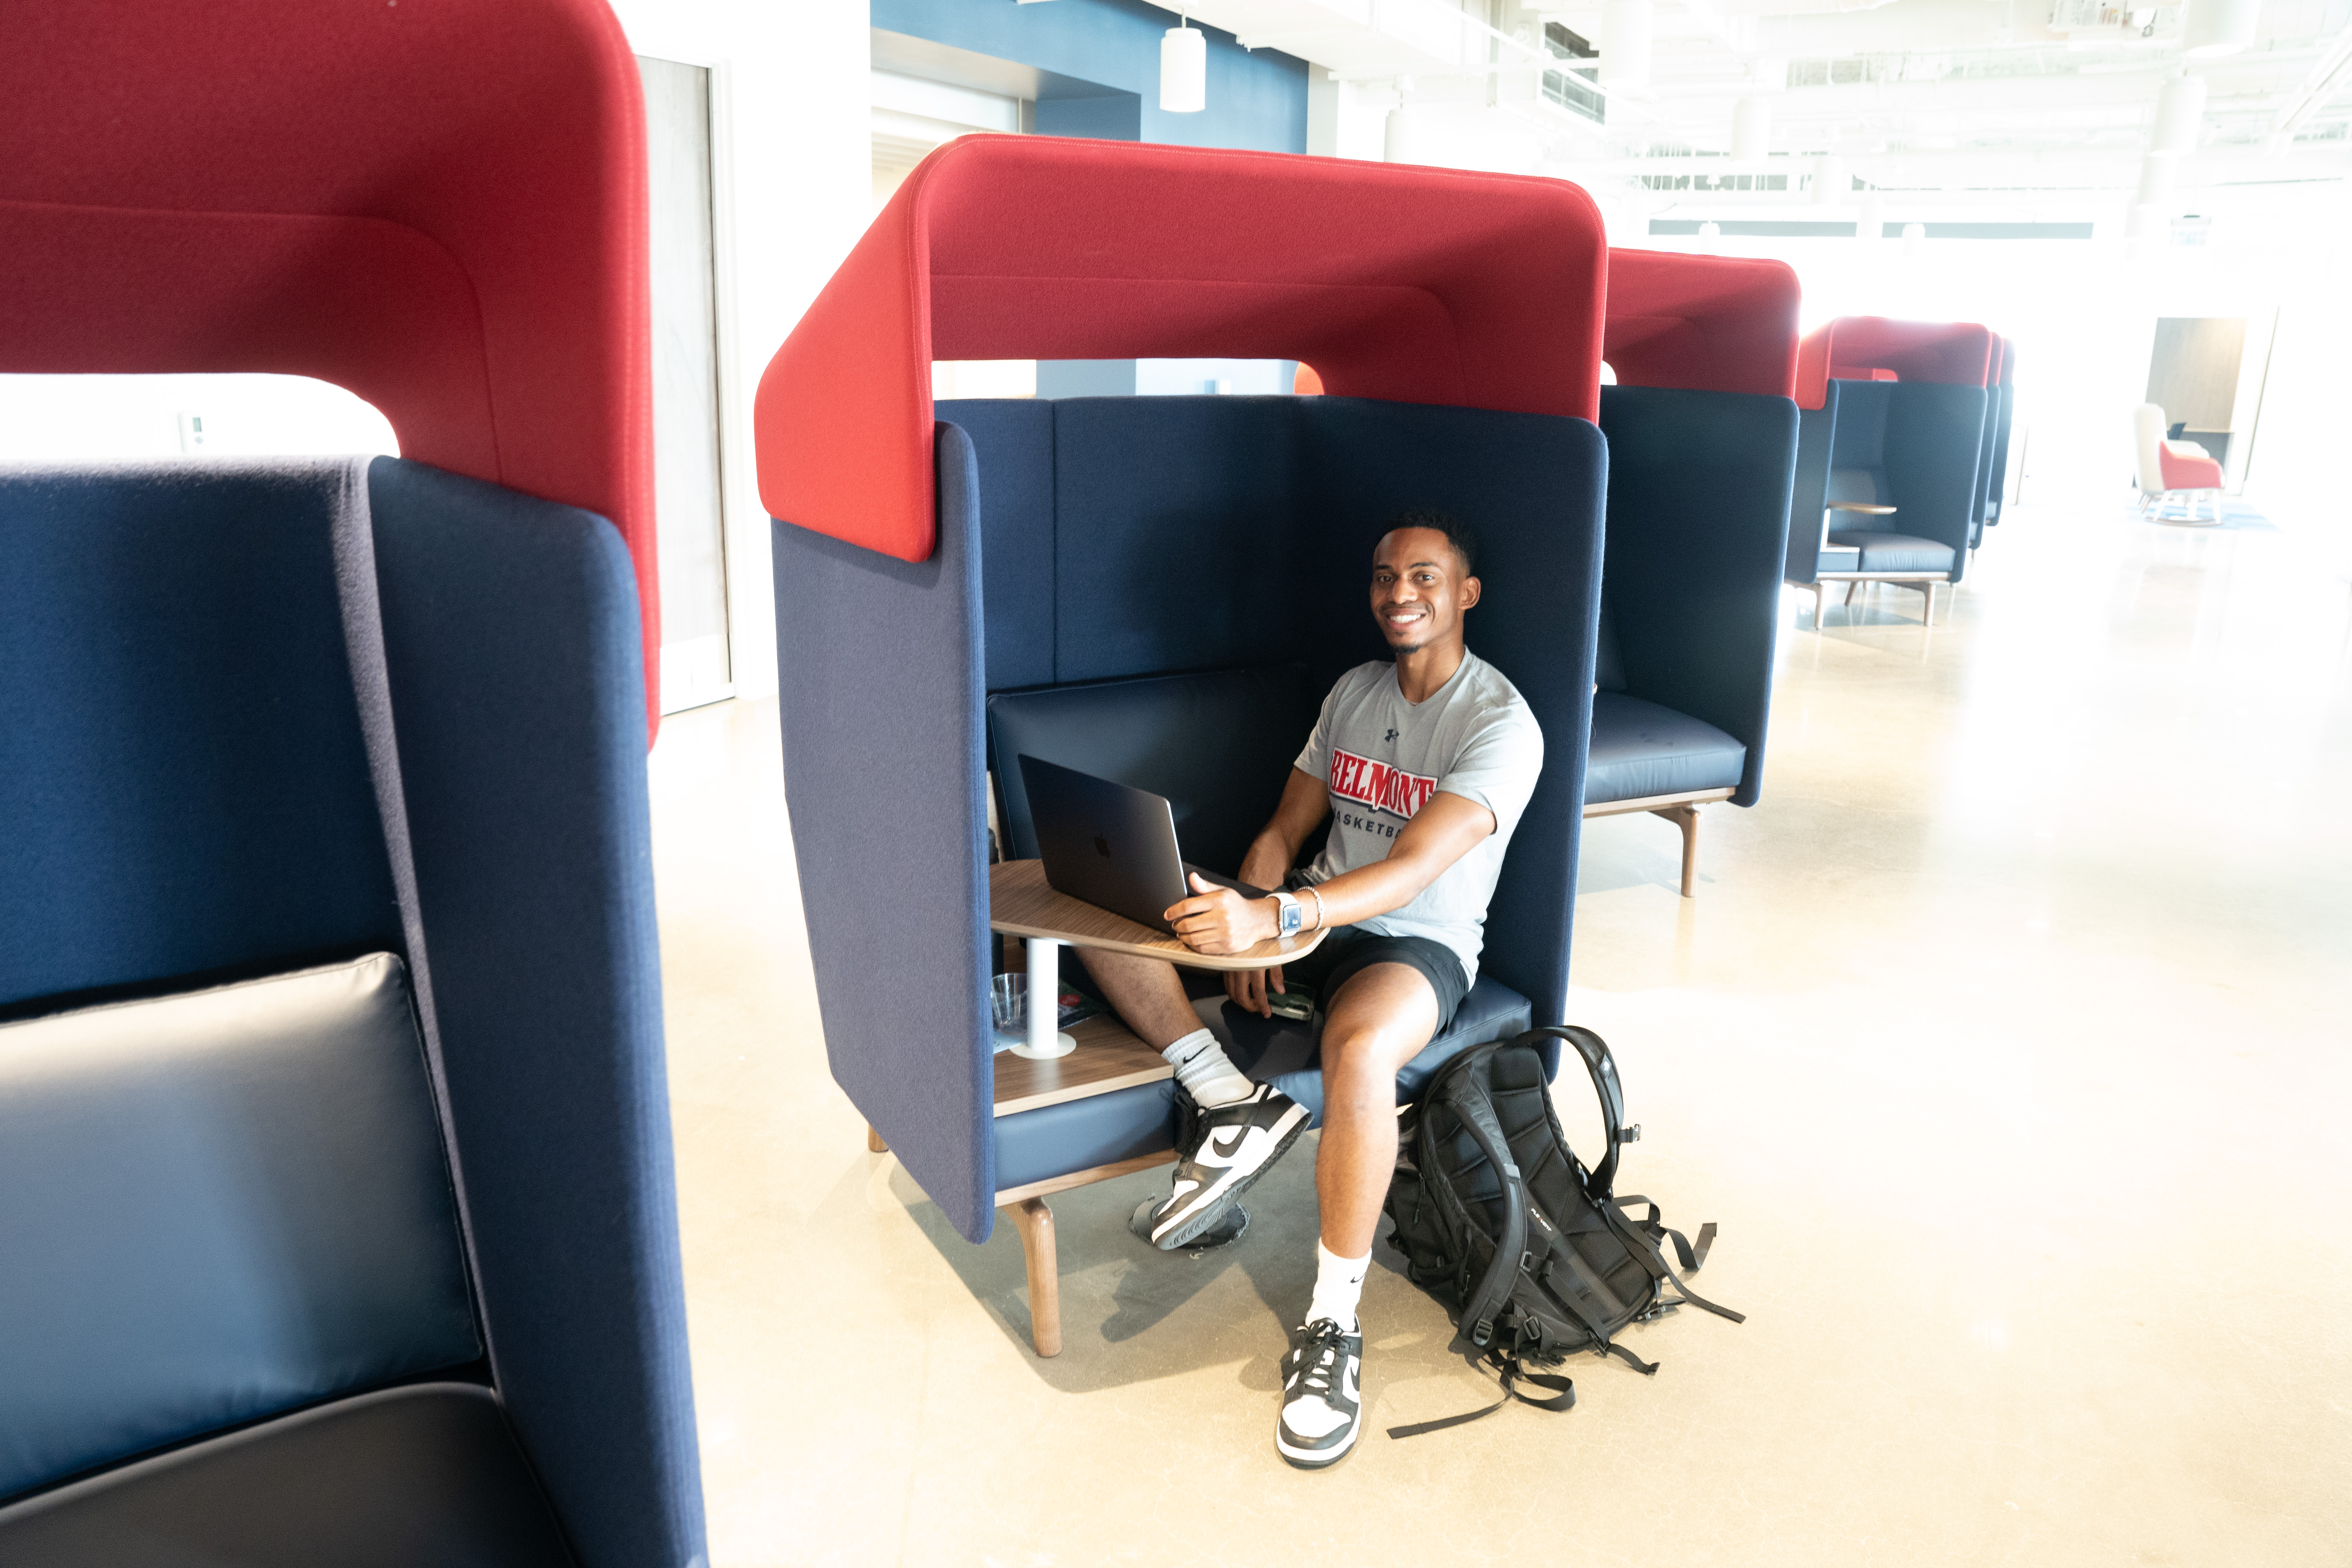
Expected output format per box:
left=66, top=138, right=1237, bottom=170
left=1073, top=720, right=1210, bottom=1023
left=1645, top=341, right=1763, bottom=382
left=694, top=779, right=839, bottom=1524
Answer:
left=1161, top=1027, right=1254, bottom=1109
left=1305, top=1240, right=1371, bottom=1334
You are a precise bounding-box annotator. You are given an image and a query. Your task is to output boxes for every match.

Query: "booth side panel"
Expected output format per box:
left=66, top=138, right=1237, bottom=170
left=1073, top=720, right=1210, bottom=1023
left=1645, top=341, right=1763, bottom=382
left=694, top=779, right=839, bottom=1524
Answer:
left=938, top=400, right=1056, bottom=693
left=772, top=426, right=994, bottom=1243
left=1884, top=384, right=1989, bottom=585
left=1988, top=384, right=2016, bottom=521
left=1597, top=387, right=1795, bottom=808
left=1786, top=388, right=1838, bottom=585
left=1298, top=399, right=1605, bottom=1032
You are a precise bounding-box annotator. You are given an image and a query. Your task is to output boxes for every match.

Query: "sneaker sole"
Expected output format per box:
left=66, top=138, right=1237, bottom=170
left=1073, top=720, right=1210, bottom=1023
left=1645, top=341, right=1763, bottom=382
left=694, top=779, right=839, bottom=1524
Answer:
left=1276, top=1420, right=1360, bottom=1469
left=1151, top=1101, right=1310, bottom=1250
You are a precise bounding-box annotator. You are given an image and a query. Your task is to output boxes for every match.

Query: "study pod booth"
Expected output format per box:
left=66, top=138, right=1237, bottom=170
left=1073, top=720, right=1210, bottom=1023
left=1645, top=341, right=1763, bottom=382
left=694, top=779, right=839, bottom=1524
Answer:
left=0, top=2, right=704, bottom=1565
left=1784, top=316, right=1997, bottom=628
left=755, top=136, right=1611, bottom=1356
left=1590, top=249, right=1801, bottom=897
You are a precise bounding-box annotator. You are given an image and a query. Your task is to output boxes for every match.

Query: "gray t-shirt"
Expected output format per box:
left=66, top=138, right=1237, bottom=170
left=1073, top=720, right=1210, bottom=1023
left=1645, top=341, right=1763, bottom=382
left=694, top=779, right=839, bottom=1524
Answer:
left=1293, top=651, right=1544, bottom=983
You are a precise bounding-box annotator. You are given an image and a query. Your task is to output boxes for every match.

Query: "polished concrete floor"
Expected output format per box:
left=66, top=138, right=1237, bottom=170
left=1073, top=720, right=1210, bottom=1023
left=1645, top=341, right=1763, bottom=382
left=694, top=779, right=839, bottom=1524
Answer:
left=648, top=499, right=2352, bottom=1567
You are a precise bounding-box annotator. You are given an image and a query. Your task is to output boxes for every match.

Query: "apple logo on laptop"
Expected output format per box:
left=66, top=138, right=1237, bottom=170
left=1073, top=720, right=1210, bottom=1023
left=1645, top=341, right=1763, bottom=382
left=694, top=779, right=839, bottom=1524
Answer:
left=1094, top=834, right=1111, bottom=858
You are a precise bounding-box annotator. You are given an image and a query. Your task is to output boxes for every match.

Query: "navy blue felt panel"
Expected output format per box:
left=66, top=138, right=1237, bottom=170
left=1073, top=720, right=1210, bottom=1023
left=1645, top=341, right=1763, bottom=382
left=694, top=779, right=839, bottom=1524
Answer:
left=938, top=400, right=1057, bottom=692
left=773, top=427, right=995, bottom=1243
left=1784, top=389, right=1838, bottom=585
left=987, top=666, right=1321, bottom=873
left=1296, top=399, right=1604, bottom=1033
left=1972, top=402, right=1998, bottom=528
left=364, top=460, right=704, bottom=1568
left=1987, top=384, right=2015, bottom=519
left=1830, top=378, right=1893, bottom=470
left=1597, top=387, right=1795, bottom=808
left=0, top=956, right=477, bottom=1503
left=1051, top=397, right=1307, bottom=685
left=0, top=465, right=399, bottom=1010
left=1584, top=695, right=1747, bottom=804
left=1593, top=605, right=1627, bottom=693
left=1879, top=383, right=1989, bottom=584
left=0, top=1384, right=572, bottom=1568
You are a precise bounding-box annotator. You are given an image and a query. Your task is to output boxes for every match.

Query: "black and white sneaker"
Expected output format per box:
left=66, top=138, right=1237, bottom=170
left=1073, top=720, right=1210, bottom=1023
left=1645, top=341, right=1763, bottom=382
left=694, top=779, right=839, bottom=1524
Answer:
left=1140, top=1083, right=1308, bottom=1250
left=1277, top=1318, right=1363, bottom=1469
left=1129, top=1194, right=1249, bottom=1253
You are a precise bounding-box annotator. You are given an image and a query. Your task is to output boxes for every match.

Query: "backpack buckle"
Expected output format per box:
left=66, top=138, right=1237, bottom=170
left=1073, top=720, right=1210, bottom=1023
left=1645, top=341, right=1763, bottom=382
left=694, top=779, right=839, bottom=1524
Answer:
left=1621, top=1124, right=1641, bottom=1142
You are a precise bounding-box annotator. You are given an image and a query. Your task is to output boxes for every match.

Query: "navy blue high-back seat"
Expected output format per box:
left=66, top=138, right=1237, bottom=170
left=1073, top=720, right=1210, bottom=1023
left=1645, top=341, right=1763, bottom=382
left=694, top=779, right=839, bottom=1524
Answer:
left=1589, top=385, right=1795, bottom=813
left=775, top=396, right=1604, bottom=1247
left=1785, top=379, right=1988, bottom=594
left=0, top=461, right=703, bottom=1568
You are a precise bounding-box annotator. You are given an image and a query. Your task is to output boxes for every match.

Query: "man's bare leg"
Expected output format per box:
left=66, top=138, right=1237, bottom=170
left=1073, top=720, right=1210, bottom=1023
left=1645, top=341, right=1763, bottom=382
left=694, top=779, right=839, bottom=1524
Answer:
left=1276, top=962, right=1440, bottom=1467
left=1076, top=946, right=1309, bottom=1249
left=1070, top=947, right=1203, bottom=1050
left=1308, top=964, right=1441, bottom=1312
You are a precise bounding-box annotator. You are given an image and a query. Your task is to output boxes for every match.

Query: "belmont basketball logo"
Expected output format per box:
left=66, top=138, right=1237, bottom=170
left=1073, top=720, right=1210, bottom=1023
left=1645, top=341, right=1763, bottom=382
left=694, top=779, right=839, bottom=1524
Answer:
left=1329, top=748, right=1437, bottom=820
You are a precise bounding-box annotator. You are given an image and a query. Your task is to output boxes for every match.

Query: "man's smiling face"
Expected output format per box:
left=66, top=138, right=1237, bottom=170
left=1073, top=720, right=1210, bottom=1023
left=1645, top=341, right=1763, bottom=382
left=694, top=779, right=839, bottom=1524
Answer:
left=1370, top=526, right=1480, bottom=654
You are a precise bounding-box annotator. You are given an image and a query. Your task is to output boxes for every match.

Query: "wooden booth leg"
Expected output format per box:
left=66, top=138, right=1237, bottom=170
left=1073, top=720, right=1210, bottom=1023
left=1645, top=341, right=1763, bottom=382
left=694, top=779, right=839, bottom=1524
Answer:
left=1915, top=580, right=1938, bottom=626
left=1006, top=1197, right=1062, bottom=1357
left=866, top=1125, right=889, bottom=1154
left=1651, top=803, right=1702, bottom=898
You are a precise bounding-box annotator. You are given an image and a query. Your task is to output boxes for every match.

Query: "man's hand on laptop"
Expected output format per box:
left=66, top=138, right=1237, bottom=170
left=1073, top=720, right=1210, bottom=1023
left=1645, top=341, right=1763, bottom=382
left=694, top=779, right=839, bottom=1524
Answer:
left=1167, top=873, right=1279, bottom=957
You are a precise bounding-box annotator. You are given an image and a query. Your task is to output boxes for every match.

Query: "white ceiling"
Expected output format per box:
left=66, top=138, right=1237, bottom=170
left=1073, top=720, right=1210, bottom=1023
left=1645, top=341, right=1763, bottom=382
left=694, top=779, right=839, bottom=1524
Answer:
left=1184, top=0, right=2352, bottom=209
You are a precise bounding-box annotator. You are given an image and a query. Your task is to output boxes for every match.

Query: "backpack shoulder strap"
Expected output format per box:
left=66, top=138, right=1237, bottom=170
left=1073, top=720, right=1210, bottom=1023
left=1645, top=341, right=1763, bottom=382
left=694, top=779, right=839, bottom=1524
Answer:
left=1429, top=1049, right=1529, bottom=1350
left=1518, top=1025, right=1630, bottom=1198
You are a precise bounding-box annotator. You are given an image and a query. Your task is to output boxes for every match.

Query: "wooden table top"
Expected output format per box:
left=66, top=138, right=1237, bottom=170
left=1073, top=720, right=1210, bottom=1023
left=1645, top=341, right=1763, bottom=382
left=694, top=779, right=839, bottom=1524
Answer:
left=988, top=858, right=1328, bottom=972
left=1828, top=501, right=1897, bottom=515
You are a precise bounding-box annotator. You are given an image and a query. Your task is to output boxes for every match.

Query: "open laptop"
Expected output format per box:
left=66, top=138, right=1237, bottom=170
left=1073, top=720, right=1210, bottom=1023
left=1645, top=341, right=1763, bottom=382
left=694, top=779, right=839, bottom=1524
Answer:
left=1017, top=754, right=1267, bottom=934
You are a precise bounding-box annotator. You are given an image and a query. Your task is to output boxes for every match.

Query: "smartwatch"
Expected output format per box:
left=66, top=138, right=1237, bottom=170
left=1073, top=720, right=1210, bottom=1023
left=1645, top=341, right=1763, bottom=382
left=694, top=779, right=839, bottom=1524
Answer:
left=1269, top=888, right=1303, bottom=938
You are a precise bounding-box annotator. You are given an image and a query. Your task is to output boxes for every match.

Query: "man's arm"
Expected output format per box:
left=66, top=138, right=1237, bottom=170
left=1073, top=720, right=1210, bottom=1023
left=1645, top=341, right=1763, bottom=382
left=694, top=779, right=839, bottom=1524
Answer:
left=1176, top=788, right=1495, bottom=953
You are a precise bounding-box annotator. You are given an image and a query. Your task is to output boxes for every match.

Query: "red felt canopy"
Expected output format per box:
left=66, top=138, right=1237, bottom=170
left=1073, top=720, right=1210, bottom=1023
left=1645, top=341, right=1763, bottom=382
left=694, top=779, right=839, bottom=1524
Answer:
left=0, top=0, right=658, bottom=734
left=1601, top=250, right=1800, bottom=399
left=1793, top=316, right=1997, bottom=410
left=756, top=136, right=1608, bottom=564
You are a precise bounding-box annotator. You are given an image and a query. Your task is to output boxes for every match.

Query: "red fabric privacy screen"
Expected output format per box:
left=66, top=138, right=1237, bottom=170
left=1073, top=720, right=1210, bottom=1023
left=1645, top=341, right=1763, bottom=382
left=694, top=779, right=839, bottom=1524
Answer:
left=0, top=0, right=658, bottom=734
left=757, top=136, right=1608, bottom=563
left=1600, top=250, right=1800, bottom=399
left=1793, top=317, right=1996, bottom=410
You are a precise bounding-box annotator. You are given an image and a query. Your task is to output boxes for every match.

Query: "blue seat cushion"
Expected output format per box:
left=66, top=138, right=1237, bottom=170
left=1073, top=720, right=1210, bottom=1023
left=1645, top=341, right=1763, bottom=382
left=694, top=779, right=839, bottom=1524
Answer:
left=987, top=666, right=1321, bottom=873
left=1584, top=693, right=1747, bottom=805
left=1825, top=530, right=1954, bottom=574
left=989, top=976, right=1532, bottom=1193
left=0, top=956, right=478, bottom=1503
left=0, top=1384, right=571, bottom=1567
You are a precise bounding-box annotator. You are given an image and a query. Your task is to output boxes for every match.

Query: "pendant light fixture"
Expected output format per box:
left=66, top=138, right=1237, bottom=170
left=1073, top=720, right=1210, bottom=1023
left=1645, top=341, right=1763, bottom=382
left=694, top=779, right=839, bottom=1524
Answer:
left=1161, top=11, right=1206, bottom=113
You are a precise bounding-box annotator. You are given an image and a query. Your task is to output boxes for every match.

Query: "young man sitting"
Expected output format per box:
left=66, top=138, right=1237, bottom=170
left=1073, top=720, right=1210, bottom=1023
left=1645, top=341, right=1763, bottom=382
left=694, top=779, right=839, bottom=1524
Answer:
left=1074, top=509, right=1543, bottom=1469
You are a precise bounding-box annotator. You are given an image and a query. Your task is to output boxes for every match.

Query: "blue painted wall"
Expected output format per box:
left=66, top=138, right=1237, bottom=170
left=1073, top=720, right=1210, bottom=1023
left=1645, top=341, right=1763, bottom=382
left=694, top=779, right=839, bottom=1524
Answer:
left=873, top=0, right=1308, bottom=153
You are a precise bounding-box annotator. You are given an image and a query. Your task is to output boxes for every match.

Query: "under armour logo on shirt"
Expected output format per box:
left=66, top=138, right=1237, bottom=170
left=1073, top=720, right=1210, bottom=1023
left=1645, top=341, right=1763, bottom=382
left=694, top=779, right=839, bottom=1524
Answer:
left=1383, top=728, right=1398, bottom=743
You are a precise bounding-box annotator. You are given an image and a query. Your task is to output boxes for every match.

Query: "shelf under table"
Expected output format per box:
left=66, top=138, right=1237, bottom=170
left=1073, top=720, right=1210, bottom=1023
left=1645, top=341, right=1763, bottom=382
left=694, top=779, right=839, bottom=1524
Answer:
left=992, top=1012, right=1171, bottom=1117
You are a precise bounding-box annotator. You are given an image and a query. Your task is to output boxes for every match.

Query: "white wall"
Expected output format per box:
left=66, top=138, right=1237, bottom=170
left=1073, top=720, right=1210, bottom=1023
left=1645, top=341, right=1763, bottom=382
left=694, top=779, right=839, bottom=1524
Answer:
left=0, top=373, right=398, bottom=461
left=613, top=0, right=873, bottom=702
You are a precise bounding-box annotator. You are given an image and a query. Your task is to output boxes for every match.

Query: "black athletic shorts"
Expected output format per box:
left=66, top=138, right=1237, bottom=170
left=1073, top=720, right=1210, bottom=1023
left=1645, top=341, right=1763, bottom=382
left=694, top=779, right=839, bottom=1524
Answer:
left=1275, top=916, right=1469, bottom=1034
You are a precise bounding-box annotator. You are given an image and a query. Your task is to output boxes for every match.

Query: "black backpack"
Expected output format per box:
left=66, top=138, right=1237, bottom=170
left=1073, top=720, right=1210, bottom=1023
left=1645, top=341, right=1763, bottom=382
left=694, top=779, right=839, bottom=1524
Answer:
left=1381, top=1025, right=1742, bottom=1437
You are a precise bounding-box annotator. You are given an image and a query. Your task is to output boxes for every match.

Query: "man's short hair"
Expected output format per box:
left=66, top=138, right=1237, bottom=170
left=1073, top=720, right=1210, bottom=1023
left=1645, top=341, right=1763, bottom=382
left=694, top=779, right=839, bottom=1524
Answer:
left=1382, top=508, right=1478, bottom=578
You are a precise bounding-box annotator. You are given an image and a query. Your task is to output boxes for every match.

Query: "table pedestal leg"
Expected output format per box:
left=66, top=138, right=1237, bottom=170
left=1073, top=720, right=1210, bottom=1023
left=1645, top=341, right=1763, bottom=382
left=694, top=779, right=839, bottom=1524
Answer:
left=1013, top=935, right=1076, bottom=1060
